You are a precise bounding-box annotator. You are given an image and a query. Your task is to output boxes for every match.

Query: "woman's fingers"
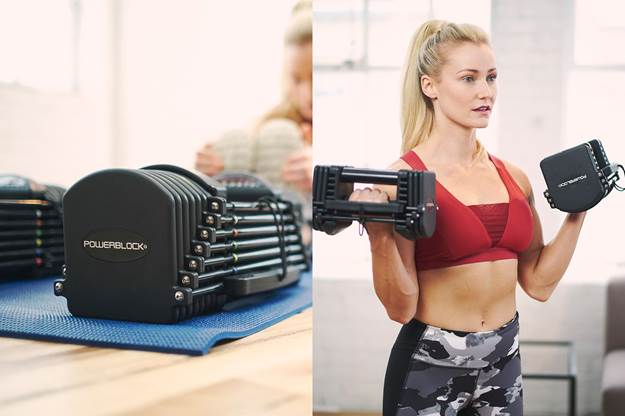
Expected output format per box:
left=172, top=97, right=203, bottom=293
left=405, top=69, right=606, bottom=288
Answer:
left=347, top=188, right=393, bottom=237
left=348, top=188, right=362, bottom=201
left=348, top=187, right=389, bottom=203
left=285, top=147, right=312, bottom=164
left=282, top=165, right=310, bottom=182
left=194, top=143, right=224, bottom=176
left=282, top=147, right=313, bottom=190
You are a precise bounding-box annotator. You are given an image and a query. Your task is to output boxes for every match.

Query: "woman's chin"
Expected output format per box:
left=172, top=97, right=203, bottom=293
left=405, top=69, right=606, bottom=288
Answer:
left=457, top=120, right=490, bottom=130
left=468, top=119, right=490, bottom=129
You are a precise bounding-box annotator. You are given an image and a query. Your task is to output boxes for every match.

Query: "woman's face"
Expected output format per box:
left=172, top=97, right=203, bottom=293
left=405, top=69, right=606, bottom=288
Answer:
left=423, top=42, right=497, bottom=129
left=285, top=41, right=312, bottom=122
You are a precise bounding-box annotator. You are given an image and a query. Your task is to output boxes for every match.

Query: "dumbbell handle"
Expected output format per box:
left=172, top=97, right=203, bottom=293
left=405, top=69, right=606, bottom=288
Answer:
left=323, top=199, right=404, bottom=215
left=339, top=167, right=404, bottom=185
left=318, top=215, right=399, bottom=224
left=601, top=163, right=621, bottom=180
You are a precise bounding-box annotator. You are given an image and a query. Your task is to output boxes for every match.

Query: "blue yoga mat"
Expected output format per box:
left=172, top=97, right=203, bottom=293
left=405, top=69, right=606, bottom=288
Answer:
left=0, top=271, right=311, bottom=355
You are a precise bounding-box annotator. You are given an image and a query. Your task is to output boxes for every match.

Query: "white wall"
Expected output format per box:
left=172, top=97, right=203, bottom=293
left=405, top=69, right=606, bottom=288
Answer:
left=0, top=0, right=113, bottom=188
left=117, top=0, right=296, bottom=170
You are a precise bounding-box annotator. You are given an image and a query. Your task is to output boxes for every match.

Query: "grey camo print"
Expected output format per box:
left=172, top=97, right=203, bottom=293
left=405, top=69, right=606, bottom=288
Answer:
left=396, top=314, right=523, bottom=415
left=412, top=314, right=519, bottom=369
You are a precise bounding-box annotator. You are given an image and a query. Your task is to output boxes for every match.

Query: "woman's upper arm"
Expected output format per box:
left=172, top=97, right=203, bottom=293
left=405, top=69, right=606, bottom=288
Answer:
left=502, top=160, right=545, bottom=278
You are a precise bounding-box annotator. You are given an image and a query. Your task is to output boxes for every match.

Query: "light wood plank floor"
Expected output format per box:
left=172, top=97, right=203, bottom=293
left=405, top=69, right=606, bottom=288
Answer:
left=0, top=308, right=312, bottom=416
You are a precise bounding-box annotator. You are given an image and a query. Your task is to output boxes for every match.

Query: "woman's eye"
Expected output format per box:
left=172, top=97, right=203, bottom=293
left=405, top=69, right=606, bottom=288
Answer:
left=487, top=74, right=497, bottom=82
left=462, top=76, right=474, bottom=82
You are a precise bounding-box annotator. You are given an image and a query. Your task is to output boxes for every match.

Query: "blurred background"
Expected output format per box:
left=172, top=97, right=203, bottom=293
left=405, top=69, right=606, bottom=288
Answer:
left=0, top=0, right=297, bottom=187
left=0, top=2, right=314, bottom=415
left=313, top=0, right=625, bottom=415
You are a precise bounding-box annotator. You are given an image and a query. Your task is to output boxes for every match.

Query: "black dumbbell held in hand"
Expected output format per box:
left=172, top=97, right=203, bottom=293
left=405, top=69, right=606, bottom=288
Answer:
left=312, top=165, right=437, bottom=240
left=540, top=139, right=624, bottom=213
left=347, top=186, right=397, bottom=237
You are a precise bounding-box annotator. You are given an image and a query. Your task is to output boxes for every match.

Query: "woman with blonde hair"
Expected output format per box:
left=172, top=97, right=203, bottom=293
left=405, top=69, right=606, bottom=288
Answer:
left=349, top=20, right=586, bottom=414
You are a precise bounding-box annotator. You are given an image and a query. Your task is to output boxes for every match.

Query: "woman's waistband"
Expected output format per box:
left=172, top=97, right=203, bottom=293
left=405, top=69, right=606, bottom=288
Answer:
left=398, top=312, right=520, bottom=369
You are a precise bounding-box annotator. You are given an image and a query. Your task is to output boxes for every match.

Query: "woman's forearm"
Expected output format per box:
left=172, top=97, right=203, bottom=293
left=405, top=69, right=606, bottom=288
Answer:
left=528, top=211, right=586, bottom=297
left=369, top=231, right=419, bottom=323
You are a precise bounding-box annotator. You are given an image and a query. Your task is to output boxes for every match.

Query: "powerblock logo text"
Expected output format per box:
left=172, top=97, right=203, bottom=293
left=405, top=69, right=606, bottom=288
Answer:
left=558, top=174, right=587, bottom=188
left=83, top=240, right=148, bottom=251
left=83, top=229, right=150, bottom=262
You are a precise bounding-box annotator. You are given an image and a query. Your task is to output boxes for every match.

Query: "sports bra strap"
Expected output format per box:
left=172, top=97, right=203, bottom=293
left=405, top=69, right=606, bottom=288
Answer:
left=400, top=151, right=426, bottom=170
left=488, top=153, right=504, bottom=169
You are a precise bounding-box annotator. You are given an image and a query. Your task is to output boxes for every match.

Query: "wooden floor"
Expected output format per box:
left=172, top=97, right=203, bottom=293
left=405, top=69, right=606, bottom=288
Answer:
left=0, top=308, right=312, bottom=416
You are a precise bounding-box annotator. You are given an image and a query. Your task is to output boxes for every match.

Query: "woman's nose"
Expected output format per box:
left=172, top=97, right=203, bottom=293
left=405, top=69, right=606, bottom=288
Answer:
left=477, top=80, right=493, bottom=99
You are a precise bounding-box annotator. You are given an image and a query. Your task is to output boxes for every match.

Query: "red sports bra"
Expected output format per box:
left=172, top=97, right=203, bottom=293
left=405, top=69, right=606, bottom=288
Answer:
left=400, top=150, right=534, bottom=271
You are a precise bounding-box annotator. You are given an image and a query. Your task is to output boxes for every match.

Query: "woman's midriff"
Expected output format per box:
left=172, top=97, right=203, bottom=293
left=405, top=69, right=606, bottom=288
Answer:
left=413, top=258, right=518, bottom=332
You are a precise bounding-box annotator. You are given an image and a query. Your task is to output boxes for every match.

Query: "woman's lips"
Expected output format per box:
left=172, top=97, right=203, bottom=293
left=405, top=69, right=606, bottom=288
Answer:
left=472, top=106, right=491, bottom=114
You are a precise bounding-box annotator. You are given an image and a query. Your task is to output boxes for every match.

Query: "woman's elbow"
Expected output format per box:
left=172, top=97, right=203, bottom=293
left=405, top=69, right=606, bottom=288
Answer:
left=528, top=290, right=550, bottom=303
left=387, top=311, right=413, bottom=324
left=522, top=282, right=552, bottom=302
left=385, top=304, right=416, bottom=324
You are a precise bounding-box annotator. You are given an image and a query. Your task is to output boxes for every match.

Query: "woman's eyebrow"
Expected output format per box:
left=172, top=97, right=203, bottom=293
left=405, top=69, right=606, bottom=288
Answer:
left=456, top=68, right=497, bottom=74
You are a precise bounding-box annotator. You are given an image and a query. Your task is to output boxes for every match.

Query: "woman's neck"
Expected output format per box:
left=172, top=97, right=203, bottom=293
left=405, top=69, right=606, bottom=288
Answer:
left=422, top=118, right=479, bottom=167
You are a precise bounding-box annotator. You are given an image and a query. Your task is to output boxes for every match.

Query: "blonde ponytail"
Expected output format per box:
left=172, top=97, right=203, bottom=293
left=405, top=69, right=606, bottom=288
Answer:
left=400, top=20, right=490, bottom=159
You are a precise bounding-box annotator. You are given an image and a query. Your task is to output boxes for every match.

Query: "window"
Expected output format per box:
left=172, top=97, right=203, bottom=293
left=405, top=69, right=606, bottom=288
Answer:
left=314, top=0, right=491, bottom=69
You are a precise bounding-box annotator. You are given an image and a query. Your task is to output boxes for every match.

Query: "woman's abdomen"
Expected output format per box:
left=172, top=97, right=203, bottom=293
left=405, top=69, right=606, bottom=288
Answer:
left=414, top=258, right=518, bottom=331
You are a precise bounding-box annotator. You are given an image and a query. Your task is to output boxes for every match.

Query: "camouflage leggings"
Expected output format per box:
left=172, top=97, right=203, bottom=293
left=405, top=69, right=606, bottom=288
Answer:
left=383, top=313, right=522, bottom=416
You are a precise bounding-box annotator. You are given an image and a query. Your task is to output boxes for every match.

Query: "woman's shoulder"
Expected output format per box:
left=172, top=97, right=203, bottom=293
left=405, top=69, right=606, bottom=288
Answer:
left=491, top=153, right=532, bottom=199
left=391, top=146, right=425, bottom=171
left=369, top=157, right=414, bottom=200
left=388, top=157, right=413, bottom=171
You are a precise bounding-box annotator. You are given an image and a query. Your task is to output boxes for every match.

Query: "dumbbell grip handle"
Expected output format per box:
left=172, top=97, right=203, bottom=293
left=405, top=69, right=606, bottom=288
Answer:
left=602, top=163, right=620, bottom=179
left=325, top=200, right=403, bottom=215
left=339, top=168, right=401, bottom=185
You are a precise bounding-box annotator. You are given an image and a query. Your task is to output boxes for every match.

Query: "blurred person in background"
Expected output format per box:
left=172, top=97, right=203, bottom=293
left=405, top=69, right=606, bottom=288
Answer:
left=194, top=0, right=312, bottom=195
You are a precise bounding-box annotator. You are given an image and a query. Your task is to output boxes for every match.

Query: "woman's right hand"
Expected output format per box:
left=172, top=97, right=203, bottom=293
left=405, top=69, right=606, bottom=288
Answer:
left=348, top=187, right=394, bottom=240
left=195, top=143, right=224, bottom=176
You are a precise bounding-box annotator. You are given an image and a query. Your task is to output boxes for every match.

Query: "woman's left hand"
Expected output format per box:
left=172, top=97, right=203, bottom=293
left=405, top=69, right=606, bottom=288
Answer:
left=282, top=145, right=313, bottom=192
left=567, top=211, right=587, bottom=222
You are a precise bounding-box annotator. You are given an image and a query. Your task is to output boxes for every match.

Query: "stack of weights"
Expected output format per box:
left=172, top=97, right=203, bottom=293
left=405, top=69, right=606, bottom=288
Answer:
left=0, top=175, right=65, bottom=279
left=55, top=165, right=308, bottom=323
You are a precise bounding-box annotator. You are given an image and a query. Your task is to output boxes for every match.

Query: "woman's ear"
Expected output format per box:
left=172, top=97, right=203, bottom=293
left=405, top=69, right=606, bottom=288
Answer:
left=420, top=75, right=437, bottom=100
